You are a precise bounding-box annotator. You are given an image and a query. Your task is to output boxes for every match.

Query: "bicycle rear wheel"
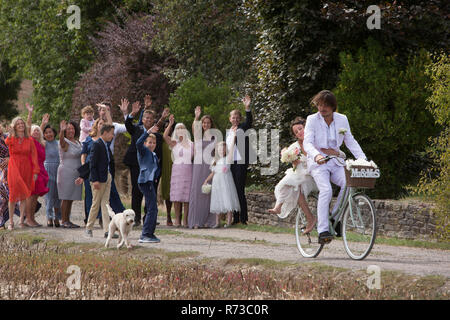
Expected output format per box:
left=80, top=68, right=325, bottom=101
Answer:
left=342, top=193, right=376, bottom=260
left=295, top=194, right=323, bottom=258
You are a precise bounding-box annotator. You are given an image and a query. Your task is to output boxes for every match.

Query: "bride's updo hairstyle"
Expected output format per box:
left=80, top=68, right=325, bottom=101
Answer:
left=290, top=117, right=305, bottom=137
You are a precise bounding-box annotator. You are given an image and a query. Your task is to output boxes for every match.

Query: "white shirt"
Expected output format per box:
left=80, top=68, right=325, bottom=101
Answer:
left=226, top=129, right=241, bottom=162
left=110, top=122, right=127, bottom=155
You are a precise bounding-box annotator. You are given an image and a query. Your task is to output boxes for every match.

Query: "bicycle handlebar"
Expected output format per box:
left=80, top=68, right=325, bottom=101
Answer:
left=318, top=155, right=336, bottom=163
left=317, top=155, right=345, bottom=165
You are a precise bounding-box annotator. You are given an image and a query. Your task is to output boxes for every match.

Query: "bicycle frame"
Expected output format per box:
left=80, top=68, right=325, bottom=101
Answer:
left=328, top=186, right=364, bottom=236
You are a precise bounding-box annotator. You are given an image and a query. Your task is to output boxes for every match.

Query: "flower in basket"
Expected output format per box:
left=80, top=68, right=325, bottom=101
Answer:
left=202, top=183, right=212, bottom=194
left=345, top=158, right=378, bottom=171
left=338, top=128, right=347, bottom=135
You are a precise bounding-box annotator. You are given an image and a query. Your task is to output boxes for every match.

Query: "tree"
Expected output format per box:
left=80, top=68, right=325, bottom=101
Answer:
left=413, top=53, right=450, bottom=241
left=72, top=14, right=176, bottom=173
left=0, top=58, right=21, bottom=120
left=241, top=0, right=449, bottom=190
left=243, top=0, right=449, bottom=136
left=152, top=0, right=257, bottom=88
left=72, top=14, right=176, bottom=119
left=0, top=0, right=149, bottom=123
left=334, top=38, right=438, bottom=198
left=167, top=74, right=240, bottom=133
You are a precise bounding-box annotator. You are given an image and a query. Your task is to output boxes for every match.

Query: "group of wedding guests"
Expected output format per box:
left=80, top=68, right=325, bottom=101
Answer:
left=0, top=89, right=367, bottom=245
left=121, top=95, right=253, bottom=243
left=0, top=94, right=254, bottom=244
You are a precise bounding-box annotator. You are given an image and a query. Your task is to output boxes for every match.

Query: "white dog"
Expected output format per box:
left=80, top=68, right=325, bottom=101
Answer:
left=104, top=204, right=135, bottom=249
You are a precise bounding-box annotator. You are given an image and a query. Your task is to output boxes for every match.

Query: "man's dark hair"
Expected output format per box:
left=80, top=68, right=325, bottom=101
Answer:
left=100, top=124, right=115, bottom=135
left=310, top=90, right=337, bottom=112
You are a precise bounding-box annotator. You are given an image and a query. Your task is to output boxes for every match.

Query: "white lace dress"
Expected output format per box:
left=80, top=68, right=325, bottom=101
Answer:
left=210, top=157, right=241, bottom=214
left=274, top=142, right=318, bottom=218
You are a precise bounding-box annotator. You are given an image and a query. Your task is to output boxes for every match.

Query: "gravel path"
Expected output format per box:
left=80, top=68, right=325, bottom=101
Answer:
left=18, top=201, right=450, bottom=279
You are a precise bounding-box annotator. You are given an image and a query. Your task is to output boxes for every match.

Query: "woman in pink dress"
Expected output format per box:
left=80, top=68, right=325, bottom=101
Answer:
left=163, top=114, right=193, bottom=227
left=26, top=105, right=49, bottom=226
left=30, top=125, right=49, bottom=215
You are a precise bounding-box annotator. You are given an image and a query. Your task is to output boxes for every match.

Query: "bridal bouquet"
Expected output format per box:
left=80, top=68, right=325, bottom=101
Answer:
left=202, top=183, right=212, bottom=194
left=281, top=147, right=301, bottom=171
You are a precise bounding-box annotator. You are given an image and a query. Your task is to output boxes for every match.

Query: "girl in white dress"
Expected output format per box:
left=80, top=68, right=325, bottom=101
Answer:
left=203, top=131, right=240, bottom=228
left=268, top=117, right=319, bottom=234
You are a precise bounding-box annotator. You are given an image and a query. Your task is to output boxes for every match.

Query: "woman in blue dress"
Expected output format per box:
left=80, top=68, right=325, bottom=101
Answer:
left=43, top=123, right=62, bottom=227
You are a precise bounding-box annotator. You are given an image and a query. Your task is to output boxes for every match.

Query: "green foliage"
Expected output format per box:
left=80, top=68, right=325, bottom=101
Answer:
left=412, top=53, right=450, bottom=241
left=168, top=74, right=241, bottom=133
left=334, top=38, right=438, bottom=199
left=0, top=58, right=21, bottom=120
left=0, top=0, right=138, bottom=124
left=243, top=0, right=450, bottom=141
left=152, top=0, right=257, bottom=88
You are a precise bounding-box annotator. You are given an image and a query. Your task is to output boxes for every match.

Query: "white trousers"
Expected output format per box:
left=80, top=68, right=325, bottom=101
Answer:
left=310, top=161, right=346, bottom=233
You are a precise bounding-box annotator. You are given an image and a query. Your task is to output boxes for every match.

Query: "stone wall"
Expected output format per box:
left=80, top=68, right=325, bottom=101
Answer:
left=247, top=192, right=437, bottom=240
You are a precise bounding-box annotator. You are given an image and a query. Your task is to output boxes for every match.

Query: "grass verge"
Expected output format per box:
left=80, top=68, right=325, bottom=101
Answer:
left=230, top=223, right=450, bottom=250
left=0, top=232, right=447, bottom=300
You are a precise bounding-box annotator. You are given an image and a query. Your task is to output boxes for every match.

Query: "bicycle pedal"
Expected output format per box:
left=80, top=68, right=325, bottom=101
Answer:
left=318, top=236, right=333, bottom=245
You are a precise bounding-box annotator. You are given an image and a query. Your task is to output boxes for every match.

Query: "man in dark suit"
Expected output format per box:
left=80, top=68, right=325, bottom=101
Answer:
left=123, top=100, right=168, bottom=226
left=226, top=95, right=255, bottom=225
left=85, top=124, right=116, bottom=238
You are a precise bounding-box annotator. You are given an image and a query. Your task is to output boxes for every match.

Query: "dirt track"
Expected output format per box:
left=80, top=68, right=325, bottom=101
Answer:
left=14, top=201, right=450, bottom=279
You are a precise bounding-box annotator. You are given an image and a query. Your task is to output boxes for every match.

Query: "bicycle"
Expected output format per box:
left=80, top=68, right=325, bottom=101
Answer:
left=294, top=156, right=378, bottom=260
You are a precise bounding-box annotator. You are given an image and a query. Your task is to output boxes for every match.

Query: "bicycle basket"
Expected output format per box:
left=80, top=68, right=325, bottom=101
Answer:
left=344, top=165, right=380, bottom=189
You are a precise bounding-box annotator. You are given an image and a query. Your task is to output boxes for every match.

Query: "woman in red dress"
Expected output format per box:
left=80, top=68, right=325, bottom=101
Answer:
left=6, top=117, right=39, bottom=230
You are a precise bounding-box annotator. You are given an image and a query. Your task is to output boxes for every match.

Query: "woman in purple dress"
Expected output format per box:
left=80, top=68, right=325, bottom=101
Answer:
left=188, top=107, right=216, bottom=229
left=163, top=114, right=193, bottom=227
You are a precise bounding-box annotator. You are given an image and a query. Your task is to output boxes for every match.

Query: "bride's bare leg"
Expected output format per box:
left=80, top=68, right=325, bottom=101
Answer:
left=268, top=202, right=282, bottom=214
left=298, top=193, right=316, bottom=234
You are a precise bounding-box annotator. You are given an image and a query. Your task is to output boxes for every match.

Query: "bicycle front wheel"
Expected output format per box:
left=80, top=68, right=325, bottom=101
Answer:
left=295, top=194, right=323, bottom=258
left=342, top=193, right=377, bottom=260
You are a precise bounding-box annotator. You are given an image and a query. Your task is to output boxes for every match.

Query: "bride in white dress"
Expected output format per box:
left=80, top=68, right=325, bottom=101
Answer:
left=268, top=117, right=318, bottom=233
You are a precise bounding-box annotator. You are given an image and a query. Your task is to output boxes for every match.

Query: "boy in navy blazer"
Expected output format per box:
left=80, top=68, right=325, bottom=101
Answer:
left=85, top=124, right=116, bottom=238
left=136, top=128, right=161, bottom=243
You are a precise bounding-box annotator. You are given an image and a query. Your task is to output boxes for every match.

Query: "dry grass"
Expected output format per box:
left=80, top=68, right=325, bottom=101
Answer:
left=0, top=233, right=447, bottom=300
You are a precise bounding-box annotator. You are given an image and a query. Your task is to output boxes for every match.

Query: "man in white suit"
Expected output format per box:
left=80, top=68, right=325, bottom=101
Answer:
left=304, top=90, right=366, bottom=244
